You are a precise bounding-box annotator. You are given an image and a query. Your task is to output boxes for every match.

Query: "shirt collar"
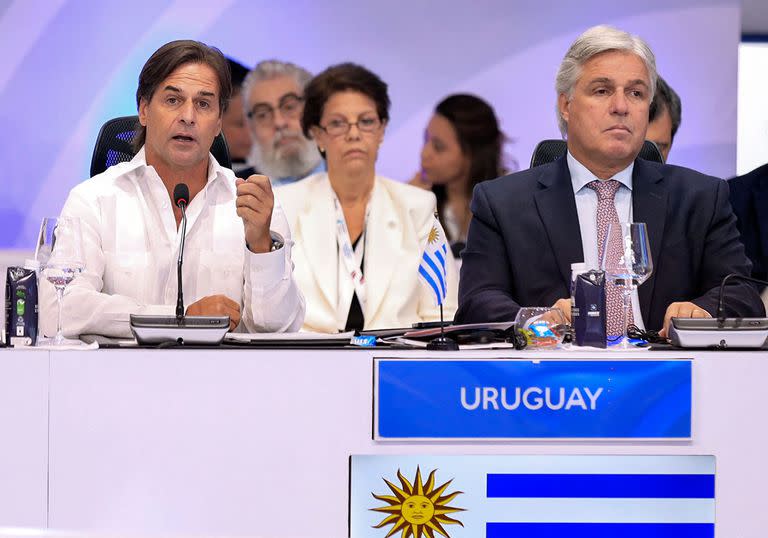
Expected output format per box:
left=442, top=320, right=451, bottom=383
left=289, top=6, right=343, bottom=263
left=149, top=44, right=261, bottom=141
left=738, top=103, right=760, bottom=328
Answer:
left=567, top=150, right=634, bottom=194
left=130, top=146, right=234, bottom=194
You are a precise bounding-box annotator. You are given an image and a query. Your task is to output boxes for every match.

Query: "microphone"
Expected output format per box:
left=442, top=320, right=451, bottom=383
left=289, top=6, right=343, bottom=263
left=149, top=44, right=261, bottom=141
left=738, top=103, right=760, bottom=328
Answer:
left=716, top=273, right=768, bottom=323
left=127, top=183, right=230, bottom=345
left=173, top=183, right=190, bottom=321
left=669, top=272, right=768, bottom=349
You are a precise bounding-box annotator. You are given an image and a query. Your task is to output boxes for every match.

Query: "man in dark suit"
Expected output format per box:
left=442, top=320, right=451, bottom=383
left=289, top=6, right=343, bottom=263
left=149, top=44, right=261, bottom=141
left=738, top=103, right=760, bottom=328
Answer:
left=730, top=163, right=768, bottom=286
left=456, top=25, right=763, bottom=335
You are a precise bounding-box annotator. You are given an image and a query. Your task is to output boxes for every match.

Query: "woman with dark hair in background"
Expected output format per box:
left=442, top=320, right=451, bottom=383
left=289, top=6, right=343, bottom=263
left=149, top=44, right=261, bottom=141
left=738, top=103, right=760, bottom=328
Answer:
left=411, top=94, right=509, bottom=258
left=276, top=63, right=458, bottom=333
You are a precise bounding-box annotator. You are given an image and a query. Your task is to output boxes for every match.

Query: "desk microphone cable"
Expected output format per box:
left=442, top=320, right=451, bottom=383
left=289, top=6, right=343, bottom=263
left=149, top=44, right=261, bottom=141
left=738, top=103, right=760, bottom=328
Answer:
left=610, top=324, right=666, bottom=345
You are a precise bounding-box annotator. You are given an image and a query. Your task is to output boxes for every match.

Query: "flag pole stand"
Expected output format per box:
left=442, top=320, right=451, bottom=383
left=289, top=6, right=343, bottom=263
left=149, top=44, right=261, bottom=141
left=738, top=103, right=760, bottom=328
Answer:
left=427, top=304, right=459, bottom=350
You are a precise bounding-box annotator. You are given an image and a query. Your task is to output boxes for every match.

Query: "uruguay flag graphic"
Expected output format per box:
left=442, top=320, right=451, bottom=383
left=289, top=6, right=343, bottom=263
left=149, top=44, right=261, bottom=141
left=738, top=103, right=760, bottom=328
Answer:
left=350, top=455, right=715, bottom=538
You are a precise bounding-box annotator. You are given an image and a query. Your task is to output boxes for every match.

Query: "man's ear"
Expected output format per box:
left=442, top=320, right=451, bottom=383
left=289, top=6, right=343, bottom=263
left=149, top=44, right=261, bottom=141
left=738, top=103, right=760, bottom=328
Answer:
left=138, top=98, right=149, bottom=127
left=557, top=93, right=570, bottom=124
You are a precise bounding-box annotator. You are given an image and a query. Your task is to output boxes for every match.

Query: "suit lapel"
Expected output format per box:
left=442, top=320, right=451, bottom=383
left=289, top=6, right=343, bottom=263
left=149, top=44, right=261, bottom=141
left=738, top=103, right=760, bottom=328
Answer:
left=533, top=158, right=584, bottom=287
left=297, top=177, right=338, bottom=312
left=363, top=180, right=402, bottom=323
left=632, top=159, right=667, bottom=323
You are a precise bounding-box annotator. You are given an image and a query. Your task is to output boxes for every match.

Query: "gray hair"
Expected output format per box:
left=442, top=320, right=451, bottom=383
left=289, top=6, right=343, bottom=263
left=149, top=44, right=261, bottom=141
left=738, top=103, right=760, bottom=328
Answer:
left=241, top=59, right=313, bottom=116
left=555, top=25, right=658, bottom=137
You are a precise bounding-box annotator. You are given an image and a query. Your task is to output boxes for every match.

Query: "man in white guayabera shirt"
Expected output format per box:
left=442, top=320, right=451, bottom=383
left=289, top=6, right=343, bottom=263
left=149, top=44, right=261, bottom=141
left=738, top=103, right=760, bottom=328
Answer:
left=40, top=40, right=305, bottom=338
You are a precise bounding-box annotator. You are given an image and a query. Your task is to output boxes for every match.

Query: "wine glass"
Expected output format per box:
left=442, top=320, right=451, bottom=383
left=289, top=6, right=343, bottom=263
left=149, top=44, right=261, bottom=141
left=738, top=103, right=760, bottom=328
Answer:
left=515, top=306, right=568, bottom=348
left=35, top=217, right=85, bottom=345
left=600, top=222, right=653, bottom=348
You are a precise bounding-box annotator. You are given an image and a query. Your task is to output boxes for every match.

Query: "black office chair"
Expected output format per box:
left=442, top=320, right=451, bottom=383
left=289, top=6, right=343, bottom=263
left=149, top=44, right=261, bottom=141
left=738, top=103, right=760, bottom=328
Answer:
left=89, top=115, right=231, bottom=177
left=529, top=139, right=663, bottom=168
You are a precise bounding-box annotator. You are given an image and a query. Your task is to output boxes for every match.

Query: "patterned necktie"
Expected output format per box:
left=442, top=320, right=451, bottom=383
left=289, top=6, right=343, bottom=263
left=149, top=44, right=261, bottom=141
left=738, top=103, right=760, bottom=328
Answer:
left=586, top=179, right=633, bottom=337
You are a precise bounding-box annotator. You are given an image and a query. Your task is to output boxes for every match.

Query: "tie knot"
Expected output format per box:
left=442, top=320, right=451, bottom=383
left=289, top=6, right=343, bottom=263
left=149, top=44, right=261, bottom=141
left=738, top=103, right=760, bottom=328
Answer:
left=587, top=179, right=621, bottom=201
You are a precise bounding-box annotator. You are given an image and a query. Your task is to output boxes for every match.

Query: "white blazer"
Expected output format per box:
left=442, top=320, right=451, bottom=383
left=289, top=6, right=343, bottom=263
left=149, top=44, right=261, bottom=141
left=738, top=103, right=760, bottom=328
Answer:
left=276, top=173, right=459, bottom=333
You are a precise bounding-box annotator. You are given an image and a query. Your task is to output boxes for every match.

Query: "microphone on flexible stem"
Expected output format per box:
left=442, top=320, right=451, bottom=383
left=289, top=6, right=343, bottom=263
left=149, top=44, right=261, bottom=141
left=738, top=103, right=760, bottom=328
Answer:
left=716, top=273, right=768, bottom=324
left=128, top=183, right=229, bottom=345
left=173, top=183, right=190, bottom=323
left=669, top=272, right=768, bottom=348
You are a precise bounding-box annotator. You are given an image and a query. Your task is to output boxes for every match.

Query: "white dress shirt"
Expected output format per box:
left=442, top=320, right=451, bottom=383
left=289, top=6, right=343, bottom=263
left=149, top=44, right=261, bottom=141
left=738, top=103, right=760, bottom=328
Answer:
left=39, top=148, right=305, bottom=338
left=568, top=151, right=644, bottom=329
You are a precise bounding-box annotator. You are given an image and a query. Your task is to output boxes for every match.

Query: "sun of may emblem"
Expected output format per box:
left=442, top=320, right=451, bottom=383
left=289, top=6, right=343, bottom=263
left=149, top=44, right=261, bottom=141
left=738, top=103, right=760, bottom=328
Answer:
left=427, top=226, right=440, bottom=244
left=371, top=467, right=465, bottom=538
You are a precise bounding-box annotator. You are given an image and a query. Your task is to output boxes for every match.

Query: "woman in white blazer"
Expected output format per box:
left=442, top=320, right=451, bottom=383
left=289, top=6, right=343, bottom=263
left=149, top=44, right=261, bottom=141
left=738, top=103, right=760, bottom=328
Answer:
left=275, top=63, right=458, bottom=333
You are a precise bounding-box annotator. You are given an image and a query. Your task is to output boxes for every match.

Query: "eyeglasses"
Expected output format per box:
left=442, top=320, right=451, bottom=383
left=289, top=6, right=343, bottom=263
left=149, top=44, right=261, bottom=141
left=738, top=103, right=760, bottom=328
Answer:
left=319, top=116, right=382, bottom=137
left=247, top=93, right=304, bottom=127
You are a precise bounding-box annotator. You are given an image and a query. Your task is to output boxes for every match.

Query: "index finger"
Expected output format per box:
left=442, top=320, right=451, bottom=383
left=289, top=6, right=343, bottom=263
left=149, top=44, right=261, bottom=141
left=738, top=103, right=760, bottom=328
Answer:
left=237, top=179, right=273, bottom=201
left=245, top=174, right=273, bottom=193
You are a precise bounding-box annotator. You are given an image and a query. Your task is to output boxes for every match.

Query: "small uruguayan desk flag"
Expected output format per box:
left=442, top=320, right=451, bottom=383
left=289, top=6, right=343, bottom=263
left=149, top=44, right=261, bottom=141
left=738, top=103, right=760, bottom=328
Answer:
left=418, top=215, right=449, bottom=306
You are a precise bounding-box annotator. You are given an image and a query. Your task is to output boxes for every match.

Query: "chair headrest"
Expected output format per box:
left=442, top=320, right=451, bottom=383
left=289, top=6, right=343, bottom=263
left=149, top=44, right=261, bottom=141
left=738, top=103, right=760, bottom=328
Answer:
left=529, top=139, right=664, bottom=169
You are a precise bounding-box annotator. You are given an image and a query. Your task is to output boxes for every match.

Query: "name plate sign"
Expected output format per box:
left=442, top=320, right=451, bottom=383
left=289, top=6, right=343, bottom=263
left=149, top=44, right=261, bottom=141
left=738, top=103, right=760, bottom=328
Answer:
left=374, top=359, right=692, bottom=440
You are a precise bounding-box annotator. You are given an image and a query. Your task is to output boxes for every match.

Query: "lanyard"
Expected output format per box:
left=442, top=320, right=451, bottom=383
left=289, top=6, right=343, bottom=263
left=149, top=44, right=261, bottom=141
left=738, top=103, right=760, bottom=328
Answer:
left=332, top=194, right=369, bottom=310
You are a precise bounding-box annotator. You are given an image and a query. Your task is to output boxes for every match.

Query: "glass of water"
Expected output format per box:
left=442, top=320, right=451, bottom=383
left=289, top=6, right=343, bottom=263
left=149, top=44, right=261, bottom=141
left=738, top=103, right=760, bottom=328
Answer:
left=35, top=217, right=85, bottom=345
left=515, top=306, right=569, bottom=348
left=601, top=222, right=653, bottom=348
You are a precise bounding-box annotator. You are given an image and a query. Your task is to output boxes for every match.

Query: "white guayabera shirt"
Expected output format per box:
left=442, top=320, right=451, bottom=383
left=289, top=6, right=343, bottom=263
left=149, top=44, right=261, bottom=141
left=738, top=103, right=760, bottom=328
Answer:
left=39, top=148, right=305, bottom=338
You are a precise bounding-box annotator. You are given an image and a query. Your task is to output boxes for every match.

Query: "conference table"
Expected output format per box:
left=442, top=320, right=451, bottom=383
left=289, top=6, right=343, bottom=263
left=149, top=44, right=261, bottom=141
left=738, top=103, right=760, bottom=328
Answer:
left=0, top=345, right=765, bottom=537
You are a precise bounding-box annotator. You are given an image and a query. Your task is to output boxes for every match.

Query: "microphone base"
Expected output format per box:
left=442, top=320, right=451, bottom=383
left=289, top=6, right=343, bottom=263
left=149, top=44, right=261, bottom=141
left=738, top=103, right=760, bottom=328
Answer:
left=426, top=336, right=460, bottom=351
left=129, top=314, right=229, bottom=345
left=668, top=317, right=768, bottom=349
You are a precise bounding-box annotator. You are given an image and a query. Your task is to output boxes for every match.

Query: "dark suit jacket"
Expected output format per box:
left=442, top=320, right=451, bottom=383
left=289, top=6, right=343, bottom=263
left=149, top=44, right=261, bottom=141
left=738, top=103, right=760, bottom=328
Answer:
left=729, top=163, right=768, bottom=285
left=456, top=157, right=764, bottom=330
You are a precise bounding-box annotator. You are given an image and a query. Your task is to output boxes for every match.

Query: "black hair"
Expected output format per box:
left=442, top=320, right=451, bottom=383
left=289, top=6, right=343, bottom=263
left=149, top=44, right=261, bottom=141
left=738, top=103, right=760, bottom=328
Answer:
left=649, top=75, right=682, bottom=140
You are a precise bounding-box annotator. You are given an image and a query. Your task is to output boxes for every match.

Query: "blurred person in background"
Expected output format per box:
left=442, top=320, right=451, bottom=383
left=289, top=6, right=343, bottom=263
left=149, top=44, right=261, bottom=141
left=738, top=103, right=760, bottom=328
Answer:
left=222, top=57, right=254, bottom=176
left=277, top=63, right=458, bottom=333
left=410, top=94, right=508, bottom=258
left=729, top=160, right=768, bottom=299
left=241, top=60, right=323, bottom=185
left=646, top=75, right=681, bottom=162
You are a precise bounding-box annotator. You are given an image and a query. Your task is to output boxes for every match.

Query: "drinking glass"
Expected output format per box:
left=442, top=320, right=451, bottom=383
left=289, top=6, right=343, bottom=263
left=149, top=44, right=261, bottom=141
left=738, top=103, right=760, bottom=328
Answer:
left=35, top=217, right=85, bottom=345
left=515, top=306, right=568, bottom=348
left=600, top=222, right=653, bottom=348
